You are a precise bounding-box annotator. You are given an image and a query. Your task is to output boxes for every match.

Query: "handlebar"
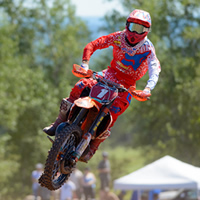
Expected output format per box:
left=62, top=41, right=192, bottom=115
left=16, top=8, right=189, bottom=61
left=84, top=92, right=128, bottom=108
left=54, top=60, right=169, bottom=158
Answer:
left=92, top=71, right=150, bottom=101
left=72, top=64, right=150, bottom=101
left=92, top=72, right=128, bottom=92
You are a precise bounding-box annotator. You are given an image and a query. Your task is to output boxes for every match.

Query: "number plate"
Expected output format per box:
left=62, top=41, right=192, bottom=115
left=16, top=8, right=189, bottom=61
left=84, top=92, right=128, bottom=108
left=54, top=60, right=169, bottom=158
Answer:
left=90, top=82, right=118, bottom=104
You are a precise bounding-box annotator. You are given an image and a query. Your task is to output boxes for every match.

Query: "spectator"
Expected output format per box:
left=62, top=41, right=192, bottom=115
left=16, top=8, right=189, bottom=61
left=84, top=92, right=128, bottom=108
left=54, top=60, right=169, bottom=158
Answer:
left=23, top=195, right=36, bottom=200
left=98, top=152, right=111, bottom=199
left=60, top=179, right=76, bottom=200
left=153, top=193, right=159, bottom=200
left=101, top=187, right=120, bottom=200
left=118, top=191, right=126, bottom=200
left=38, top=184, right=52, bottom=200
left=52, top=189, right=60, bottom=200
left=70, top=167, right=83, bottom=200
left=31, top=163, right=43, bottom=200
left=81, top=167, right=96, bottom=200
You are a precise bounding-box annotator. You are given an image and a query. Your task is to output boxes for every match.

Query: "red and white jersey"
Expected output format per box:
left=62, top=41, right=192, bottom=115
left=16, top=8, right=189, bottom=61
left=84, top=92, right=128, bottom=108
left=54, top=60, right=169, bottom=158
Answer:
left=82, top=30, right=161, bottom=89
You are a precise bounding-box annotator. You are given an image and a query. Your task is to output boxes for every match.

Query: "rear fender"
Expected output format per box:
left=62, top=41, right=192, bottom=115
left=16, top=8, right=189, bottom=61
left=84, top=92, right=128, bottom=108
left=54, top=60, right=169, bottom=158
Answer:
left=74, top=97, right=100, bottom=111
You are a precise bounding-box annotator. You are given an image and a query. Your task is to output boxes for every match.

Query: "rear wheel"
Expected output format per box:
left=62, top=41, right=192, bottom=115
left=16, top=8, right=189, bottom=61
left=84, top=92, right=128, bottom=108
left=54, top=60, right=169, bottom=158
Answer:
left=39, top=123, right=82, bottom=190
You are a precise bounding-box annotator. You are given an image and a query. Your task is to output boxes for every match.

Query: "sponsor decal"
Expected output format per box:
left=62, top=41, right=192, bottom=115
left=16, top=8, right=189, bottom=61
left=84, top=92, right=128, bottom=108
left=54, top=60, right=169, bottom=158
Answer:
left=116, top=61, right=129, bottom=70
left=93, top=116, right=104, bottom=132
left=77, top=81, right=85, bottom=89
left=121, top=51, right=150, bottom=71
left=115, top=65, right=126, bottom=73
left=114, top=40, right=121, bottom=45
left=126, top=93, right=132, bottom=104
left=122, top=47, right=136, bottom=54
left=76, top=133, right=91, bottom=156
left=98, top=131, right=110, bottom=139
left=110, top=106, right=121, bottom=114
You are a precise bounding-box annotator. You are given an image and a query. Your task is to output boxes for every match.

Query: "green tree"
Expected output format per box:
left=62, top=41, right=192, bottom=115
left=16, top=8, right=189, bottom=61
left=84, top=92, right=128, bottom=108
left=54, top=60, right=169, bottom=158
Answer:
left=0, top=0, right=91, bottom=199
left=0, top=22, right=57, bottom=199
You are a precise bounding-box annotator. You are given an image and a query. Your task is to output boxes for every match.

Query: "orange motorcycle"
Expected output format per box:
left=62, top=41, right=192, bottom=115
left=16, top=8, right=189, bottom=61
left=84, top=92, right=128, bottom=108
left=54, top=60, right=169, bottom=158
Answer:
left=39, top=64, right=148, bottom=190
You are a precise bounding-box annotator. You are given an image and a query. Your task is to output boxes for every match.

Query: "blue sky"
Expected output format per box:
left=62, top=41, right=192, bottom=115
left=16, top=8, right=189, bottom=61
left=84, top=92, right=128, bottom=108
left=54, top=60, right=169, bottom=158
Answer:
left=72, top=0, right=124, bottom=17
left=22, top=0, right=125, bottom=17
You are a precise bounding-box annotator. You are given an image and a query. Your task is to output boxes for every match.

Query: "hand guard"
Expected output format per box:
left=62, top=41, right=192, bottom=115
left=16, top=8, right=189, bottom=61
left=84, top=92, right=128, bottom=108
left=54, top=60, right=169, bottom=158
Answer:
left=72, top=64, right=93, bottom=78
left=128, top=86, right=151, bottom=101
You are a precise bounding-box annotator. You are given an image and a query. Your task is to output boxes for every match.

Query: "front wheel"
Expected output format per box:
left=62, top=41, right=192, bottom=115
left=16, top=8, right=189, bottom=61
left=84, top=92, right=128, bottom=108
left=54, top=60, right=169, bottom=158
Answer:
left=39, top=123, right=82, bottom=190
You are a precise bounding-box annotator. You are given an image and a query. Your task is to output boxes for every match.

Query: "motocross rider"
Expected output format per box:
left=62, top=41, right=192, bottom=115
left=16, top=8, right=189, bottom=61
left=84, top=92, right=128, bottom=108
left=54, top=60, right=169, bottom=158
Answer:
left=43, top=9, right=161, bottom=162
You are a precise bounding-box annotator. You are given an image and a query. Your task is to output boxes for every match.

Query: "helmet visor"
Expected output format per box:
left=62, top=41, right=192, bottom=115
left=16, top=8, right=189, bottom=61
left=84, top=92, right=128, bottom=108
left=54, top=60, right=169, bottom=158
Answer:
left=127, top=22, right=150, bottom=34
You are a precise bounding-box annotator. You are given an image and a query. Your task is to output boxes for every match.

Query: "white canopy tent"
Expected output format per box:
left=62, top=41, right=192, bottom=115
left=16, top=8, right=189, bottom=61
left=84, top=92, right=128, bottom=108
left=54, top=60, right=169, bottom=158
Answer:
left=114, top=155, right=200, bottom=191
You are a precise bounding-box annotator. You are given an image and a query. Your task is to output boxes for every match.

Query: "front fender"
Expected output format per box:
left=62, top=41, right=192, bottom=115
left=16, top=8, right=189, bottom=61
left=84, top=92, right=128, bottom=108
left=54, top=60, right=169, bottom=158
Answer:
left=55, top=122, right=69, bottom=136
left=74, top=97, right=100, bottom=111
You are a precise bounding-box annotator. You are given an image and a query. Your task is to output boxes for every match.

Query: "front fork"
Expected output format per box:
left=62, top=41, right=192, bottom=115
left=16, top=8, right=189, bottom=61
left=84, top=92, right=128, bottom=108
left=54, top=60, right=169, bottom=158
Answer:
left=72, top=104, right=111, bottom=161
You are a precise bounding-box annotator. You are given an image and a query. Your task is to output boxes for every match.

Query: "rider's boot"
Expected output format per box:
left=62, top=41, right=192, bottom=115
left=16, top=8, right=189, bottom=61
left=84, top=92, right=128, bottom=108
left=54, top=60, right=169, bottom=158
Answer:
left=43, top=98, right=72, bottom=136
left=79, top=130, right=111, bottom=163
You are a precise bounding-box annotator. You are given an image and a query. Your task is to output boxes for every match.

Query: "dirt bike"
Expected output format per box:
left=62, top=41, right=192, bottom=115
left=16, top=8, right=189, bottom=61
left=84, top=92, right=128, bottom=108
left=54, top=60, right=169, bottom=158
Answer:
left=39, top=64, right=147, bottom=190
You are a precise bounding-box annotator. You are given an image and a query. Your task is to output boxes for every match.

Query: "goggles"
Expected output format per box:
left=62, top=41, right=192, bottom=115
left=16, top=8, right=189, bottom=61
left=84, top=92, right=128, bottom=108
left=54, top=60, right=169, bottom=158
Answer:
left=127, top=22, right=150, bottom=34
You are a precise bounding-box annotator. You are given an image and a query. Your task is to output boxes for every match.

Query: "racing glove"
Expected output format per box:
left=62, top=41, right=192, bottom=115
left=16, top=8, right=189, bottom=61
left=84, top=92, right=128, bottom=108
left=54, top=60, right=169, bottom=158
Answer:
left=128, top=86, right=151, bottom=101
left=72, top=63, right=92, bottom=78
left=81, top=63, right=89, bottom=71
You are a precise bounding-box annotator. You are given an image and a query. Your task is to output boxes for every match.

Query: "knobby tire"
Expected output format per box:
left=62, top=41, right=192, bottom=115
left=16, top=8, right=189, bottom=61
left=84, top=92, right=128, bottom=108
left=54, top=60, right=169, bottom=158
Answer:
left=39, top=124, right=82, bottom=190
